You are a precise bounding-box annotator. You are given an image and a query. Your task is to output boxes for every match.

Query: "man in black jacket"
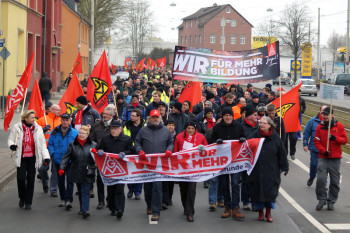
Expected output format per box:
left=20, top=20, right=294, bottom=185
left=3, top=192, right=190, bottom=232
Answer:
left=297, top=89, right=306, bottom=139
left=266, top=104, right=286, bottom=146
left=97, top=120, right=133, bottom=219
left=169, top=102, right=188, bottom=135
left=211, top=107, right=246, bottom=219
left=71, top=96, right=101, bottom=130
left=39, top=72, right=52, bottom=105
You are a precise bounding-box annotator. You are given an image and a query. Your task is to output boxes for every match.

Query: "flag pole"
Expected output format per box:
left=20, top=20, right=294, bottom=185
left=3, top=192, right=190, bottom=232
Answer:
left=167, top=89, right=171, bottom=120
left=13, top=88, right=29, bottom=156
left=113, top=90, right=118, bottom=117
left=279, top=76, right=282, bottom=138
left=326, top=99, right=333, bottom=151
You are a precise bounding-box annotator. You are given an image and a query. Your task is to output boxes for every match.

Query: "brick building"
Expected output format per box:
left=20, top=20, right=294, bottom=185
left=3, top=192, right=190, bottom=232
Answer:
left=178, top=4, right=253, bottom=51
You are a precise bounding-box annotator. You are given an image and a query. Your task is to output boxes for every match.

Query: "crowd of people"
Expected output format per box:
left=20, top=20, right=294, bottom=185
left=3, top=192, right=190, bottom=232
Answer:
left=7, top=66, right=347, bottom=224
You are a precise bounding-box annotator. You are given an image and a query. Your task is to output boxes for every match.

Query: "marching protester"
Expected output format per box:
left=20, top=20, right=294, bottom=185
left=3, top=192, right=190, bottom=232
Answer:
left=48, top=113, right=78, bottom=209
left=314, top=107, right=347, bottom=211
left=146, top=91, right=163, bottom=115
left=169, top=102, right=189, bottom=135
left=221, top=93, right=236, bottom=110
left=97, top=120, right=134, bottom=219
left=197, top=107, right=216, bottom=135
left=182, top=100, right=196, bottom=122
left=37, top=104, right=61, bottom=196
left=122, top=94, right=146, bottom=122
left=266, top=104, right=286, bottom=144
left=39, top=72, right=53, bottom=105
left=247, top=116, right=289, bottom=222
left=123, top=109, right=145, bottom=200
left=297, top=89, right=306, bottom=139
left=232, top=97, right=246, bottom=120
left=72, top=96, right=101, bottom=130
left=8, top=110, right=50, bottom=210
left=135, top=109, right=174, bottom=222
left=211, top=107, right=246, bottom=219
left=303, top=105, right=327, bottom=186
left=116, top=94, right=127, bottom=117
left=59, top=126, right=97, bottom=219
left=157, top=101, right=169, bottom=123
left=174, top=121, right=208, bottom=222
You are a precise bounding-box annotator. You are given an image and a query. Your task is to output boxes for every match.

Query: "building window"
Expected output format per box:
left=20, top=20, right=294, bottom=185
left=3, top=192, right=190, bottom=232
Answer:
left=231, top=20, right=236, bottom=27
left=226, top=8, right=230, bottom=13
left=191, top=20, right=192, bottom=27
left=189, top=35, right=192, bottom=43
left=195, top=35, right=197, bottom=43
left=231, top=36, right=236, bottom=44
left=181, top=36, right=183, bottom=44
left=221, top=19, right=225, bottom=27
left=185, top=36, right=187, bottom=44
left=220, top=35, right=225, bottom=44
left=185, top=21, right=188, bottom=28
left=35, top=35, right=41, bottom=72
left=210, top=34, right=215, bottom=43
left=199, top=35, right=202, bottom=44
left=241, top=35, right=246, bottom=44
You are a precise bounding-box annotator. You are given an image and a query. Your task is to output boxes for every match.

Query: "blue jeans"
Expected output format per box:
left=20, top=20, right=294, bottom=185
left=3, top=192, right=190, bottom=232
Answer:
left=208, top=177, right=224, bottom=204
left=297, top=113, right=302, bottom=138
left=144, top=182, right=162, bottom=215
left=55, top=163, right=73, bottom=202
left=310, top=151, right=319, bottom=179
left=219, top=173, right=241, bottom=209
left=128, top=183, right=143, bottom=195
left=77, top=183, right=91, bottom=212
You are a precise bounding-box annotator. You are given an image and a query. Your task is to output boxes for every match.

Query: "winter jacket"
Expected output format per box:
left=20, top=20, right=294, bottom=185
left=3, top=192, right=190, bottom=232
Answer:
left=299, top=96, right=306, bottom=114
left=232, top=104, right=243, bottom=120
left=48, top=125, right=78, bottom=164
left=91, top=119, right=111, bottom=147
left=122, top=103, right=146, bottom=122
left=247, top=129, right=289, bottom=203
left=241, top=118, right=259, bottom=137
left=98, top=133, right=133, bottom=155
left=169, top=112, right=189, bottom=135
left=117, top=101, right=127, bottom=117
left=174, top=131, right=208, bottom=152
left=314, top=120, right=347, bottom=159
left=39, top=76, right=52, bottom=93
left=37, top=112, right=61, bottom=145
left=270, top=113, right=286, bottom=144
left=71, top=105, right=101, bottom=128
left=8, top=121, right=50, bottom=168
left=135, top=123, right=174, bottom=154
left=184, top=110, right=196, bottom=122
left=303, top=114, right=322, bottom=152
left=123, top=119, right=145, bottom=143
left=197, top=118, right=216, bottom=135
left=210, top=120, right=245, bottom=144
left=60, top=136, right=97, bottom=184
left=146, top=101, right=159, bottom=116
left=221, top=101, right=236, bottom=110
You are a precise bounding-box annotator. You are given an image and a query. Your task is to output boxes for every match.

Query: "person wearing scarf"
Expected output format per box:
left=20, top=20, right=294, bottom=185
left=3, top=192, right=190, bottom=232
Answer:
left=8, top=110, right=50, bottom=210
left=247, top=116, right=288, bottom=223
left=197, top=107, right=216, bottom=135
left=174, top=122, right=208, bottom=222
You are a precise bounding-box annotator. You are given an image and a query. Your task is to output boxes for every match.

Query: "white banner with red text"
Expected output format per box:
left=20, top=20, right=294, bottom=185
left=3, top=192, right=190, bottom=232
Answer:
left=91, top=139, right=264, bottom=185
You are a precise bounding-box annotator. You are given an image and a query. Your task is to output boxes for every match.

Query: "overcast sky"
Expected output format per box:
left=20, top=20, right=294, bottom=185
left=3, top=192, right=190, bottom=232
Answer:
left=148, top=0, right=347, bottom=47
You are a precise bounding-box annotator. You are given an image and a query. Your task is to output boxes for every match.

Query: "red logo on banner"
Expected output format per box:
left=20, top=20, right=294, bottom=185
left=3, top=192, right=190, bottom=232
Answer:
left=101, top=156, right=128, bottom=177
left=235, top=141, right=254, bottom=164
left=268, top=43, right=276, bottom=57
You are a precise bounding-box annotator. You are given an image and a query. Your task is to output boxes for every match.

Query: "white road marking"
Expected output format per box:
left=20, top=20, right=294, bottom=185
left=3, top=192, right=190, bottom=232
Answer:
left=324, top=224, right=350, bottom=230
left=280, top=188, right=331, bottom=233
left=148, top=214, right=158, bottom=224
left=291, top=158, right=309, bottom=173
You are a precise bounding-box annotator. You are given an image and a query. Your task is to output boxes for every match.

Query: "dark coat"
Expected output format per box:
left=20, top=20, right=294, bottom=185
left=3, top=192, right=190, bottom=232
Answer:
left=299, top=96, right=306, bottom=114
left=241, top=119, right=259, bottom=137
left=169, top=112, right=189, bottom=135
left=91, top=119, right=111, bottom=147
left=210, top=120, right=245, bottom=144
left=98, top=133, right=133, bottom=154
left=72, top=105, right=101, bottom=128
left=271, top=113, right=286, bottom=144
left=39, top=76, right=52, bottom=93
left=60, top=137, right=97, bottom=184
left=247, top=129, right=289, bottom=203
left=117, top=101, right=127, bottom=118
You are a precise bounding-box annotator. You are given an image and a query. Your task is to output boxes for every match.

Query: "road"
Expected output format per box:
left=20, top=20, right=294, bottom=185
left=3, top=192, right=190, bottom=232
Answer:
left=1, top=144, right=350, bottom=232
left=250, top=80, right=350, bottom=110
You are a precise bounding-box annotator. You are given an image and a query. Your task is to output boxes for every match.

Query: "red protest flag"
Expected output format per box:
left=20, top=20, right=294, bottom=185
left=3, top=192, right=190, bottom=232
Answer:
left=72, top=52, right=82, bottom=74
left=58, top=72, right=84, bottom=115
left=4, top=52, right=35, bottom=131
left=178, top=81, right=202, bottom=112
left=157, top=57, right=166, bottom=67
left=271, top=83, right=302, bottom=133
left=124, top=57, right=131, bottom=68
left=111, top=64, right=116, bottom=75
left=132, top=61, right=136, bottom=70
left=86, top=51, right=112, bottom=114
left=28, top=79, right=45, bottom=119
left=136, top=58, right=146, bottom=71
left=147, top=58, right=156, bottom=69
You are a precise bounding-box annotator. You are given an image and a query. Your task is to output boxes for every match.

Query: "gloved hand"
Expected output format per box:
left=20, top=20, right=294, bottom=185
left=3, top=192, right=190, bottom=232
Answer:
left=97, top=149, right=104, bottom=156
left=139, top=150, right=146, bottom=160
left=10, top=145, right=18, bottom=151
left=216, top=139, right=223, bottom=144
left=329, top=135, right=336, bottom=141
left=324, top=151, right=329, bottom=157
left=119, top=152, right=125, bottom=159
left=239, top=137, right=246, bottom=143
left=91, top=148, right=97, bottom=153
left=44, top=159, right=50, bottom=166
left=198, top=144, right=205, bottom=151
left=43, top=125, right=51, bottom=133
left=58, top=169, right=65, bottom=176
left=283, top=170, right=288, bottom=176
left=165, top=150, right=172, bottom=158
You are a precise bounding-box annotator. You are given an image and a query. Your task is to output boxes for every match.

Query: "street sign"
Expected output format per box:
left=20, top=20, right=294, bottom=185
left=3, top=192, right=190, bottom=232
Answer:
left=291, top=60, right=302, bottom=71
left=0, top=47, right=10, bottom=60
left=320, top=83, right=344, bottom=100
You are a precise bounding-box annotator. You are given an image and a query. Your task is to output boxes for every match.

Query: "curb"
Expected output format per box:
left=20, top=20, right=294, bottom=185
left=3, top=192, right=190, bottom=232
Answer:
left=0, top=168, right=16, bottom=191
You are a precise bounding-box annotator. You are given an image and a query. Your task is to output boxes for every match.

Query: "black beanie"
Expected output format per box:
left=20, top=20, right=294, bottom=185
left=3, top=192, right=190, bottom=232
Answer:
left=185, top=121, right=197, bottom=129
left=245, top=105, right=257, bottom=117
left=173, top=101, right=182, bottom=112
left=184, top=100, right=191, bottom=109
left=222, top=107, right=233, bottom=116
left=204, top=107, right=213, bottom=116
left=76, top=95, right=88, bottom=105
left=206, top=92, right=215, bottom=100
left=116, top=94, right=124, bottom=100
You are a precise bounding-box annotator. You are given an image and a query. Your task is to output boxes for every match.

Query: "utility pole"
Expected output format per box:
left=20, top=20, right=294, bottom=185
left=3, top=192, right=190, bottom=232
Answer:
left=90, top=0, right=94, bottom=73
left=317, top=8, right=320, bottom=81
left=108, top=28, right=111, bottom=66
left=222, top=16, right=225, bottom=51
left=346, top=0, right=350, bottom=74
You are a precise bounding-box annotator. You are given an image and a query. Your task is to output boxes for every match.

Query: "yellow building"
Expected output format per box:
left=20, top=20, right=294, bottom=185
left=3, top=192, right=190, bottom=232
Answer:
left=0, top=0, right=27, bottom=97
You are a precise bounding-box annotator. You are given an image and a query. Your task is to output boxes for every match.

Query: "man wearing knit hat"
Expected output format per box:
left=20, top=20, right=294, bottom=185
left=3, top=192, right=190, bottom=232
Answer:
left=122, top=94, right=146, bottom=122
left=116, top=94, right=127, bottom=117
left=72, top=95, right=101, bottom=130
left=205, top=91, right=222, bottom=116
left=169, top=101, right=189, bottom=135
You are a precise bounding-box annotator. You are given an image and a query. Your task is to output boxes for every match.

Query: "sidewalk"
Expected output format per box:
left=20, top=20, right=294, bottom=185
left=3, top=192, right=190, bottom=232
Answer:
left=0, top=90, right=64, bottom=190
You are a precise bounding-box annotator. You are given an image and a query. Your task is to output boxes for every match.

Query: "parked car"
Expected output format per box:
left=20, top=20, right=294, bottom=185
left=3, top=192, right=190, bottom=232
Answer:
left=110, top=71, right=129, bottom=84
left=272, top=73, right=290, bottom=85
left=335, top=73, right=350, bottom=94
left=293, top=78, right=318, bottom=96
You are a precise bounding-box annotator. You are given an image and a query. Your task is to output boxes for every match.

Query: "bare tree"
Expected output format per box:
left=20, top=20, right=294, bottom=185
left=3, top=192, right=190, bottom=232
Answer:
left=256, top=19, right=279, bottom=44
left=120, top=0, right=156, bottom=56
left=277, top=1, right=313, bottom=82
left=327, top=31, right=345, bottom=61
left=78, top=0, right=125, bottom=45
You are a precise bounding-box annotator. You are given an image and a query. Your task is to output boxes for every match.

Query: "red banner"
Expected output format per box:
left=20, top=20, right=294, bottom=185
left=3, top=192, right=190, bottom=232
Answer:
left=28, top=79, right=45, bottom=119
left=178, top=81, right=202, bottom=112
left=92, top=139, right=264, bottom=184
left=86, top=51, right=112, bottom=114
left=271, top=83, right=302, bottom=133
left=136, top=58, right=146, bottom=71
left=58, top=72, right=84, bottom=115
left=4, top=52, right=35, bottom=131
left=157, top=57, right=166, bottom=67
